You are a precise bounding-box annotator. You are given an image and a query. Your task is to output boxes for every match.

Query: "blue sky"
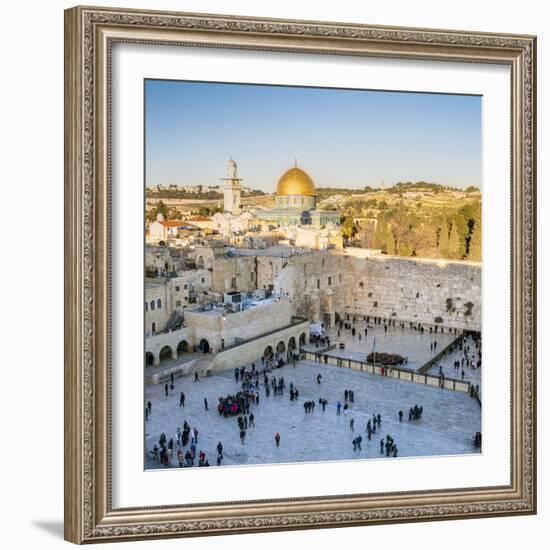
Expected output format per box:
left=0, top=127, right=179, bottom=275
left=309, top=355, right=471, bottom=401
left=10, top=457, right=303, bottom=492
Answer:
left=145, top=79, right=481, bottom=191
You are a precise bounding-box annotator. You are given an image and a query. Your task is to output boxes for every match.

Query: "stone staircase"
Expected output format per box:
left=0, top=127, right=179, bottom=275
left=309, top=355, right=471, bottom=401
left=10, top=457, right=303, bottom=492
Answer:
left=146, top=353, right=216, bottom=385
left=192, top=353, right=217, bottom=378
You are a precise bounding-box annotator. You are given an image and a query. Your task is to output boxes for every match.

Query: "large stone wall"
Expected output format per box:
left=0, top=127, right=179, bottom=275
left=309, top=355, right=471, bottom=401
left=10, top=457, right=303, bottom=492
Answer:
left=344, top=255, right=481, bottom=330
left=254, top=250, right=481, bottom=331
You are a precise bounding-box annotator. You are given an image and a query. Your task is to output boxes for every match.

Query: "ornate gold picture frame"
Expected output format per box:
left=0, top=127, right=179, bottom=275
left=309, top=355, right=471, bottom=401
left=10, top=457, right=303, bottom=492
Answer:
left=64, top=5, right=536, bottom=544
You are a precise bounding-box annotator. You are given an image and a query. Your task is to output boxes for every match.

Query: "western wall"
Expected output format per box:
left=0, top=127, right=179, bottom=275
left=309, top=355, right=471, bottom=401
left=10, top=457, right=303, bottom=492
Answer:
left=274, top=249, right=481, bottom=331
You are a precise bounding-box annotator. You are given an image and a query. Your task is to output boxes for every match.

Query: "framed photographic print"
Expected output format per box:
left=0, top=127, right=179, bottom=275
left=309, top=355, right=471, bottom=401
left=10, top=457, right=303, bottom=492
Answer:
left=64, top=5, right=537, bottom=544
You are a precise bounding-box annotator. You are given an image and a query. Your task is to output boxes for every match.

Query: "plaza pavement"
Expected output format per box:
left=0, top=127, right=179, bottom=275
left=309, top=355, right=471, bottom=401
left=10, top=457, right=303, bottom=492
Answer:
left=145, top=353, right=481, bottom=469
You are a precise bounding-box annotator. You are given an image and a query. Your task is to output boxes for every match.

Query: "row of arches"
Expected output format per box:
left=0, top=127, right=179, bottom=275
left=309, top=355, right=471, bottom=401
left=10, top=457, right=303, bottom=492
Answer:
left=146, top=332, right=307, bottom=367
left=262, top=333, right=306, bottom=361
left=145, top=338, right=211, bottom=367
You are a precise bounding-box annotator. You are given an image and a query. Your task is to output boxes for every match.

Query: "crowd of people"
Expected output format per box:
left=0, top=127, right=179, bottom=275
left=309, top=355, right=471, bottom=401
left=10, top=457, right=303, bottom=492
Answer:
left=432, top=332, right=482, bottom=389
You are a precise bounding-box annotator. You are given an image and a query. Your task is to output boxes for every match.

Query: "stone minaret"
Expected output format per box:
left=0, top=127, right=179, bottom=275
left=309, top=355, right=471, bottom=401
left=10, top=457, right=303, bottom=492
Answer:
left=221, top=158, right=242, bottom=215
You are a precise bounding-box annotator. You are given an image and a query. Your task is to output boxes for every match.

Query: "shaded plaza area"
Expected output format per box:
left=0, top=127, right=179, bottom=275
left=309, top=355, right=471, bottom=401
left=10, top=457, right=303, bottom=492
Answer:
left=145, top=353, right=481, bottom=469
left=323, top=319, right=458, bottom=371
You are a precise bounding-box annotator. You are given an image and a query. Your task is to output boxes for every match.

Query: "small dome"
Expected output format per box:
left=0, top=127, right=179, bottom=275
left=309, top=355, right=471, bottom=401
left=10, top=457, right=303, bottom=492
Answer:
left=276, top=166, right=316, bottom=196
left=156, top=212, right=165, bottom=222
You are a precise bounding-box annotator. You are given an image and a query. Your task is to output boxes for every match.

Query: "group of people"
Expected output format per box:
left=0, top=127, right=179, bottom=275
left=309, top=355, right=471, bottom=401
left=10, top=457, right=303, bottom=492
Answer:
left=352, top=423, right=398, bottom=458
left=217, top=390, right=256, bottom=417
left=433, top=332, right=482, bottom=387
left=151, top=422, right=208, bottom=467
left=365, top=414, right=382, bottom=440
left=381, top=434, right=398, bottom=457
left=407, top=404, right=424, bottom=421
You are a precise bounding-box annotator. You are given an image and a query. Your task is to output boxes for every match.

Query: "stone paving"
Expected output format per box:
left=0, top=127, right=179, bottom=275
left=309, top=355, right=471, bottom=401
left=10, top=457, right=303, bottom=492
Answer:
left=323, top=320, right=457, bottom=371
left=145, top=352, right=481, bottom=470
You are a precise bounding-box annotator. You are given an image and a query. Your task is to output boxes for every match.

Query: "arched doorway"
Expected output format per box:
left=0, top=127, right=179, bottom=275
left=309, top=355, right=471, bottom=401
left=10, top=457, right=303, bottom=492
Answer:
left=199, top=338, right=210, bottom=353
left=145, top=351, right=155, bottom=366
left=299, top=332, right=307, bottom=347
left=197, top=256, right=205, bottom=269
left=288, top=336, right=297, bottom=351
left=177, top=340, right=189, bottom=356
left=159, top=345, right=173, bottom=363
left=276, top=341, right=286, bottom=354
left=263, top=345, right=273, bottom=360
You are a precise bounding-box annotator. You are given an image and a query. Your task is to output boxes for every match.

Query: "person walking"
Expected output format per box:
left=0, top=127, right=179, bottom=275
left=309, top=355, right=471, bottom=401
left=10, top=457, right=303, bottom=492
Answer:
left=179, top=392, right=185, bottom=407
left=275, top=432, right=281, bottom=447
left=204, top=397, right=208, bottom=410
left=194, top=371, right=200, bottom=382
left=336, top=401, right=342, bottom=416
left=350, top=418, right=355, bottom=431
left=380, top=438, right=384, bottom=454
left=164, top=383, right=169, bottom=397
left=398, top=410, right=403, bottom=422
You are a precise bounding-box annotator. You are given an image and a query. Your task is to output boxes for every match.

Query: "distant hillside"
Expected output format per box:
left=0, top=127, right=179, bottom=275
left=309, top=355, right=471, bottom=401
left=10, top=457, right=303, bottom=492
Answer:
left=320, top=182, right=481, bottom=262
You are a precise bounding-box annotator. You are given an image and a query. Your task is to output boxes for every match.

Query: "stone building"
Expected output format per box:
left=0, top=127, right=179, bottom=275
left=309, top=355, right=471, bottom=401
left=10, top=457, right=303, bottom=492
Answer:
left=255, top=162, right=340, bottom=227
left=144, top=236, right=481, bottom=373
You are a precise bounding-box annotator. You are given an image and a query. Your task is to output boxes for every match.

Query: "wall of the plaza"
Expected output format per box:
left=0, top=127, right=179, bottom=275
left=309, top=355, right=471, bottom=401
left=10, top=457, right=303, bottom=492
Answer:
left=344, top=255, right=482, bottom=330
left=208, top=320, right=309, bottom=373
left=276, top=252, right=348, bottom=324
left=184, top=300, right=293, bottom=352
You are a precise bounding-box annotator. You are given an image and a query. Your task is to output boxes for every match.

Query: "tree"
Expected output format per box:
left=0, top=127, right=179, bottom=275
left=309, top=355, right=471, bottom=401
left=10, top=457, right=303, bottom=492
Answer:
left=341, top=216, right=358, bottom=243
left=437, top=218, right=450, bottom=257
left=447, top=221, right=462, bottom=259
left=412, top=224, right=438, bottom=258
left=385, top=225, right=396, bottom=255
left=468, top=219, right=482, bottom=261
left=148, top=200, right=169, bottom=221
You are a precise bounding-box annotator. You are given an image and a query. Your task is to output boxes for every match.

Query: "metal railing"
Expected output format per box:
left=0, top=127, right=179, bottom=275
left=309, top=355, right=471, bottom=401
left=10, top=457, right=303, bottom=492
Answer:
left=302, top=351, right=472, bottom=395
left=418, top=332, right=465, bottom=374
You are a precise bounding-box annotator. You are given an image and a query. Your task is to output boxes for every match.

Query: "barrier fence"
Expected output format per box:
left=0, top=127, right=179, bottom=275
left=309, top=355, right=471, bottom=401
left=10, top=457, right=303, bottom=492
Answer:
left=302, top=351, right=472, bottom=395
left=418, top=331, right=465, bottom=374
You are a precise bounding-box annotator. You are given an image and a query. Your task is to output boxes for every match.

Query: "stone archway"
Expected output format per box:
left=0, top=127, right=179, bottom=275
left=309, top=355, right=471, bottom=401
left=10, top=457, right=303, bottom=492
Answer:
left=199, top=338, right=210, bottom=353
left=177, top=340, right=189, bottom=356
left=159, top=345, right=173, bottom=363
left=276, top=341, right=286, bottom=354
left=299, top=332, right=307, bottom=347
left=263, top=345, right=274, bottom=360
left=145, top=351, right=155, bottom=366
left=288, top=336, right=296, bottom=351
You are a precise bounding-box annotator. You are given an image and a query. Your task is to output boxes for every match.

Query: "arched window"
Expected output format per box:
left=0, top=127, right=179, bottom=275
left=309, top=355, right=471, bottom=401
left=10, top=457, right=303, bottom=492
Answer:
left=157, top=298, right=162, bottom=309
left=150, top=300, right=155, bottom=311
left=145, top=302, right=148, bottom=311
left=152, top=322, right=156, bottom=333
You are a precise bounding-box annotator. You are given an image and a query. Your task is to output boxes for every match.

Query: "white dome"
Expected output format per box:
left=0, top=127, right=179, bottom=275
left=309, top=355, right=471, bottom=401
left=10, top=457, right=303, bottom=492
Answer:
left=156, top=212, right=165, bottom=222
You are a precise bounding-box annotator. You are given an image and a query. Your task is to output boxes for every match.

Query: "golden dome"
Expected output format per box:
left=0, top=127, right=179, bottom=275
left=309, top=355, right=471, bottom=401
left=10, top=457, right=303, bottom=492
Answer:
left=276, top=166, right=316, bottom=196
